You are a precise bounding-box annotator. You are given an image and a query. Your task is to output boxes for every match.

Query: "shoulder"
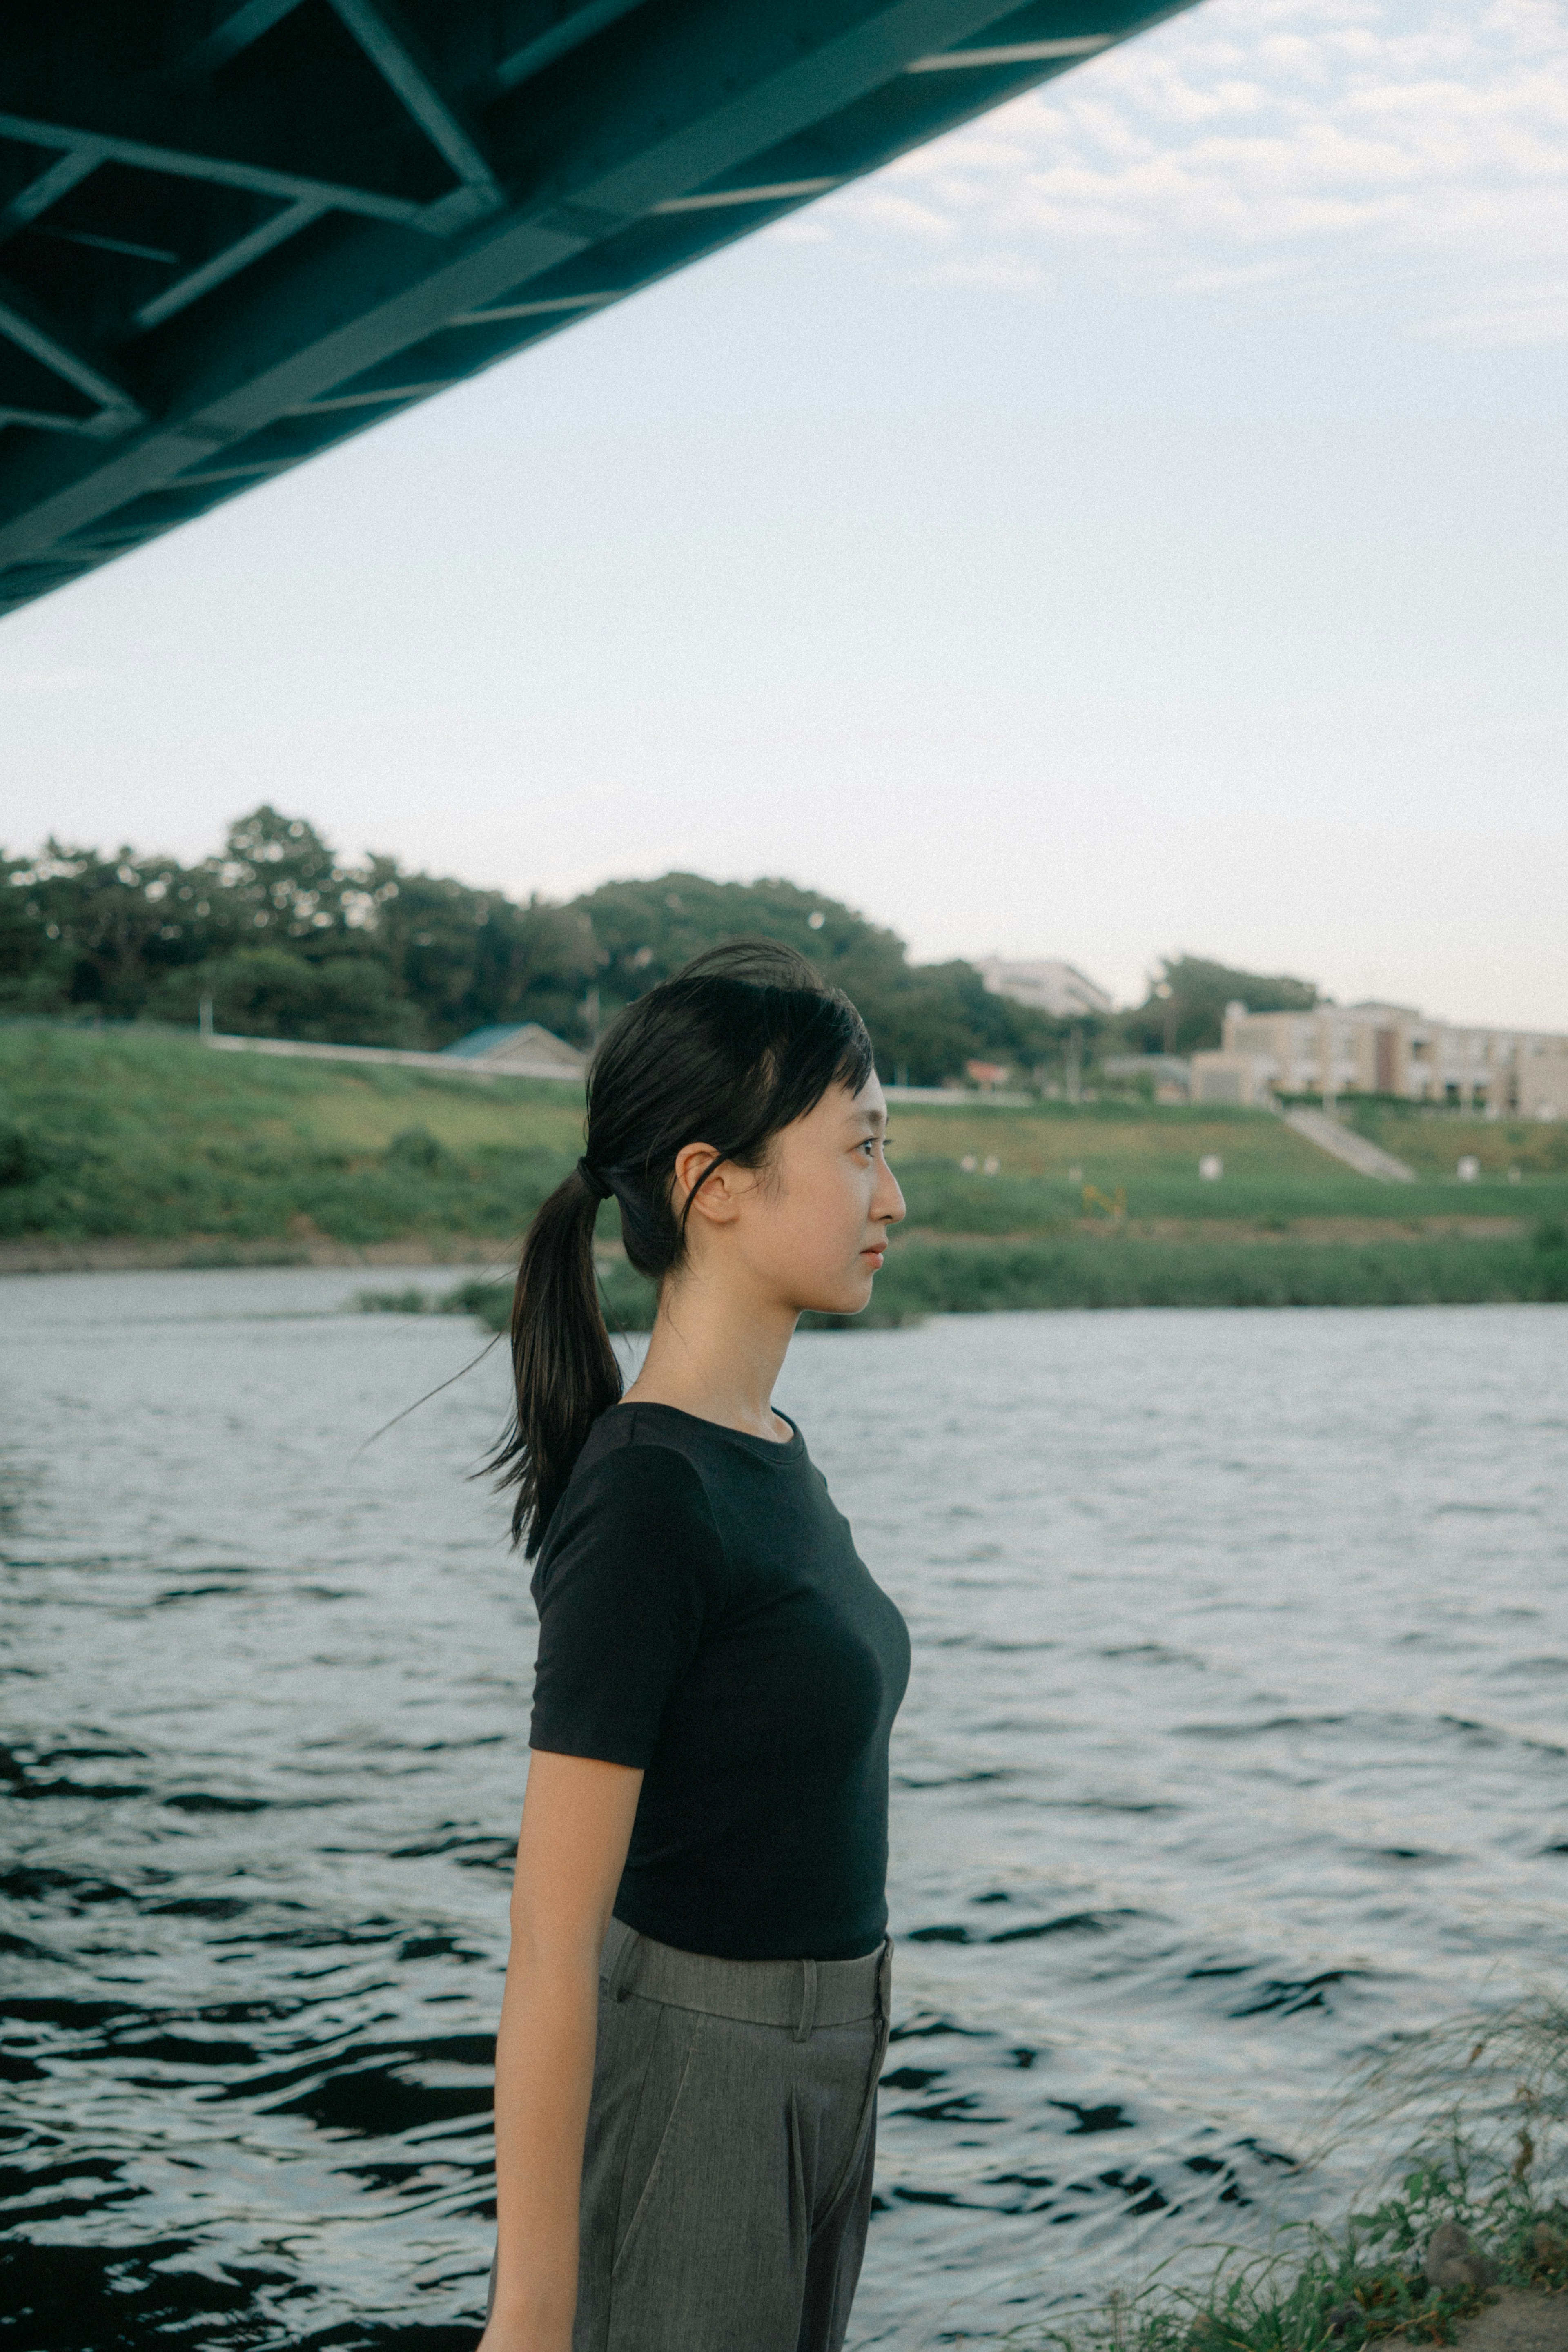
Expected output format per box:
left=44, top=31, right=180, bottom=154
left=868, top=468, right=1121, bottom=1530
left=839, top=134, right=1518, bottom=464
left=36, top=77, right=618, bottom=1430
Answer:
left=534, top=1411, right=727, bottom=1599
left=568, top=1408, right=723, bottom=1518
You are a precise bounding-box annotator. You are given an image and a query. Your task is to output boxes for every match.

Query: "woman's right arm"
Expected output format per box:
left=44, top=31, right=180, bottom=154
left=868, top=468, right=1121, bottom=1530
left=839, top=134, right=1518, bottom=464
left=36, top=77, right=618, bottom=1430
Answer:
left=479, top=1748, right=644, bottom=2352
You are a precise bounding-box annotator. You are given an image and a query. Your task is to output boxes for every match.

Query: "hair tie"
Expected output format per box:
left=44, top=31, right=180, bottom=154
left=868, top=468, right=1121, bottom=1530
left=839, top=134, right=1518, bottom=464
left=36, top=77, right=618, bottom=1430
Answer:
left=577, top=1156, right=613, bottom=1202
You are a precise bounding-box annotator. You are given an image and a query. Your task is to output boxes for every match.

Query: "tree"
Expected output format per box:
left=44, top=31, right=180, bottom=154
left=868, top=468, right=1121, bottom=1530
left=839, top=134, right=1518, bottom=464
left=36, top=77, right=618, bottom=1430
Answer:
left=362, top=858, right=596, bottom=1046
left=572, top=872, right=1063, bottom=1084
left=571, top=873, right=906, bottom=1007
left=0, top=841, right=219, bottom=1017
left=174, top=947, right=425, bottom=1046
left=1122, top=954, right=1319, bottom=1057
left=209, top=806, right=354, bottom=953
left=1, top=811, right=1091, bottom=1081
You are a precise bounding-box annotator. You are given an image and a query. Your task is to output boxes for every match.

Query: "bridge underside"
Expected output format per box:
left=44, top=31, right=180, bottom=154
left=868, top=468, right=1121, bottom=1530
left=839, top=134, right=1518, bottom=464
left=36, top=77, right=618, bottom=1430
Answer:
left=0, top=0, right=1191, bottom=618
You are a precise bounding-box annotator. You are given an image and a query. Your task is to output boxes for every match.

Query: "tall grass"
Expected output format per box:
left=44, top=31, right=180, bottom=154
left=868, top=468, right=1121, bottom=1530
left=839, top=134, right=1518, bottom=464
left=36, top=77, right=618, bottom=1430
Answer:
left=853, top=1235, right=1568, bottom=1318
left=367, top=1227, right=1568, bottom=1339
left=1018, top=1995, right=1568, bottom=2352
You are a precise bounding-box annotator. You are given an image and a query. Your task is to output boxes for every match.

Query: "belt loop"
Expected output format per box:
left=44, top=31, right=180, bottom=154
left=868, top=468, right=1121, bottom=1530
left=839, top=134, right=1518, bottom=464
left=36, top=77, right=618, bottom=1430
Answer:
left=604, top=1921, right=640, bottom=2004
left=793, top=1957, right=818, bottom=2044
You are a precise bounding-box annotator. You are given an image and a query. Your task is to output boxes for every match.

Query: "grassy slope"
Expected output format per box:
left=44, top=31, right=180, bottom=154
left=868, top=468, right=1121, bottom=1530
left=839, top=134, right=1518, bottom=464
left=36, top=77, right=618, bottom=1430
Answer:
left=7, top=1028, right=1568, bottom=1309
left=884, top=1101, right=1568, bottom=1230
left=0, top=1023, right=584, bottom=1243
left=1348, top=1097, right=1568, bottom=1179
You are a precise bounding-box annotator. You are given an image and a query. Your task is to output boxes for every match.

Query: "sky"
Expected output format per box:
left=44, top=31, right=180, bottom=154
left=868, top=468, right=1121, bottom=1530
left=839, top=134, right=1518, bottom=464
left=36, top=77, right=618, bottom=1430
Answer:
left=3, top=0, right=1566, bottom=1025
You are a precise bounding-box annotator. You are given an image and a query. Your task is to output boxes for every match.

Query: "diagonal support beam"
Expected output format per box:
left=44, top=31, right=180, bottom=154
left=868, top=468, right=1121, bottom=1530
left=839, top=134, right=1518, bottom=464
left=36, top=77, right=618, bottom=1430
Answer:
left=0, top=149, right=102, bottom=254
left=0, top=275, right=145, bottom=433
left=328, top=0, right=506, bottom=216
left=0, top=106, right=433, bottom=227
left=467, top=0, right=648, bottom=103
left=162, top=0, right=312, bottom=79
left=131, top=198, right=327, bottom=334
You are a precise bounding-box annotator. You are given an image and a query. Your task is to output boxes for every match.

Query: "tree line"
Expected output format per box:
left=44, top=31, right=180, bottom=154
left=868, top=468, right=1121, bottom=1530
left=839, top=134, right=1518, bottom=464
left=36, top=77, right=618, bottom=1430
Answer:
left=0, top=806, right=1319, bottom=1084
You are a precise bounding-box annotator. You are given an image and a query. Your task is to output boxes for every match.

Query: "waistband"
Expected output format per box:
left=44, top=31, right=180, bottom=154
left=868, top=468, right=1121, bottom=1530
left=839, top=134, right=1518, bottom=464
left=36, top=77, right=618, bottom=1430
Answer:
left=600, top=1916, right=892, bottom=2042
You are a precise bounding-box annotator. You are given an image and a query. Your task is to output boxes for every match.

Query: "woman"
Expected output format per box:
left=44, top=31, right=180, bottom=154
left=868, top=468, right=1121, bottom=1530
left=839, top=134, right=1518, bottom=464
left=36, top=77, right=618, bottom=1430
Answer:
left=478, top=941, right=909, bottom=2352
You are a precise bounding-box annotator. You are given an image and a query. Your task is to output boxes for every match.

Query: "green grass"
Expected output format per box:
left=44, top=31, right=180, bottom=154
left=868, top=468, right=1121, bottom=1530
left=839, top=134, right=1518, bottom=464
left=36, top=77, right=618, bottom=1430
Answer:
left=889, top=1133, right=1568, bottom=1233
left=359, top=1227, right=1568, bottom=1335
left=864, top=1234, right=1568, bottom=1316
left=8, top=1027, right=1568, bottom=1299
left=0, top=1021, right=584, bottom=1243
left=1025, top=1992, right=1568, bottom=2352
left=1047, top=2166, right=1568, bottom=2352
left=1347, top=1099, right=1568, bottom=1182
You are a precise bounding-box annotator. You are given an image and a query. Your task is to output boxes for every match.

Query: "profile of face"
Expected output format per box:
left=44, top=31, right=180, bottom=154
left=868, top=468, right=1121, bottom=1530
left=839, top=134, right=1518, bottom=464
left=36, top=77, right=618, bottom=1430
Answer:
left=671, top=1079, right=905, bottom=1320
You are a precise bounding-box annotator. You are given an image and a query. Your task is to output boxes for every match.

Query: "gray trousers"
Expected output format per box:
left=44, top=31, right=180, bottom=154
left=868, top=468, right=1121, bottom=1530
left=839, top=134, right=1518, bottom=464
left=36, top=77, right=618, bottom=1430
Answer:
left=489, top=1919, right=892, bottom=2352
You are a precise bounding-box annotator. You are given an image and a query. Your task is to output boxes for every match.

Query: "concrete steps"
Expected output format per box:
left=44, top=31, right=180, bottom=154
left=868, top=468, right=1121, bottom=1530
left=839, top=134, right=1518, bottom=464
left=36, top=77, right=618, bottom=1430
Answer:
left=1283, top=1106, right=1417, bottom=1182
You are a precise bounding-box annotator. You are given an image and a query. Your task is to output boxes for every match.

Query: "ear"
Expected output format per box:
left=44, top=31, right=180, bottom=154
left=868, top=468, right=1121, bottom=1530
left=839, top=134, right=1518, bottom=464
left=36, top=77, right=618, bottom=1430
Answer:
left=673, top=1142, right=746, bottom=1226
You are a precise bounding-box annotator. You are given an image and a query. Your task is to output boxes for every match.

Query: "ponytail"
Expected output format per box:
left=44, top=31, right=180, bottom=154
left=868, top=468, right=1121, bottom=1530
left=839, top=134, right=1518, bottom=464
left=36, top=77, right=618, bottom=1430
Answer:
left=492, top=1158, right=621, bottom=1555
left=490, top=940, right=874, bottom=1555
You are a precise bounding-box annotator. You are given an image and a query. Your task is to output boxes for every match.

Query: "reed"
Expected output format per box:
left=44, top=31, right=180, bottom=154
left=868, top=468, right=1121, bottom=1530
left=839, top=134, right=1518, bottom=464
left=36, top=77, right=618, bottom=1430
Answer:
left=362, top=1226, right=1568, bottom=1338
left=846, top=1233, right=1568, bottom=1321
left=1022, top=1994, right=1568, bottom=2352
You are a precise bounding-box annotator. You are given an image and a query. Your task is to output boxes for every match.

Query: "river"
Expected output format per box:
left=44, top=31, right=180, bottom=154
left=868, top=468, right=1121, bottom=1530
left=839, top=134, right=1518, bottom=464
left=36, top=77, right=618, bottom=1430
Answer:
left=2, top=1271, right=1566, bottom=2349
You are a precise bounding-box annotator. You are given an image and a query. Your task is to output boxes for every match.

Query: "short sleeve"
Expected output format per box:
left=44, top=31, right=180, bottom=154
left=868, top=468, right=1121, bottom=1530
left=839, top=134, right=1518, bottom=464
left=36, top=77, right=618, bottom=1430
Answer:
left=528, top=1440, right=726, bottom=1768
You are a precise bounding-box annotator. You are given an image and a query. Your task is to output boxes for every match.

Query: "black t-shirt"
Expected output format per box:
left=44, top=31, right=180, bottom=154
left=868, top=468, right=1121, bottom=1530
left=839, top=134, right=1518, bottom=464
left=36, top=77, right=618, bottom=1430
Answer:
left=528, top=1401, right=910, bottom=1962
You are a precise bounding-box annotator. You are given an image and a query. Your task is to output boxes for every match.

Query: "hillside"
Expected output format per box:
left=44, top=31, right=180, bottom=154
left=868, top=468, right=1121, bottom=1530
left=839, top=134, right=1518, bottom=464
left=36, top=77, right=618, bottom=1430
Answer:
left=4, top=1025, right=1567, bottom=1309
left=0, top=1023, right=584, bottom=1251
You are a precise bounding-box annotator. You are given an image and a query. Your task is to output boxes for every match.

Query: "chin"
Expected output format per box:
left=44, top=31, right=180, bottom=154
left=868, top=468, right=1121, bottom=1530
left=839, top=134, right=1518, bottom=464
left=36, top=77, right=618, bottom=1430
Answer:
left=796, top=1273, right=877, bottom=1319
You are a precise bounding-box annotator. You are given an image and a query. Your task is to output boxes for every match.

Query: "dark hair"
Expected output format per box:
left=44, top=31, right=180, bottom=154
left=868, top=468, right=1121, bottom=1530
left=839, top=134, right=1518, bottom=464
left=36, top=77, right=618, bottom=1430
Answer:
left=490, top=941, right=874, bottom=1554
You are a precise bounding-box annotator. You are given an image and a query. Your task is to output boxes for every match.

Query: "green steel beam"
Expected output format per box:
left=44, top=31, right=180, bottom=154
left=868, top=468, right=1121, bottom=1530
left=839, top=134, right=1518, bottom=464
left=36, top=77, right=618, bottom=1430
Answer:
left=326, top=0, right=507, bottom=217
left=0, top=0, right=1200, bottom=616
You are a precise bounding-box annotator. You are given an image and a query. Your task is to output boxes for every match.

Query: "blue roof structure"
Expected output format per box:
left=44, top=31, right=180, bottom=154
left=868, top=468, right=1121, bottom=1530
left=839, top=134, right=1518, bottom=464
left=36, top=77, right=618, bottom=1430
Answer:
left=440, top=1024, right=529, bottom=1060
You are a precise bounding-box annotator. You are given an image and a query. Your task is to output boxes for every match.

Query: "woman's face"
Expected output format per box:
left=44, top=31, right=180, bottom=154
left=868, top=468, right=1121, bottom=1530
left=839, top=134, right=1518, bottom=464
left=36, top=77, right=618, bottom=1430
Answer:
left=720, top=1077, right=906, bottom=1319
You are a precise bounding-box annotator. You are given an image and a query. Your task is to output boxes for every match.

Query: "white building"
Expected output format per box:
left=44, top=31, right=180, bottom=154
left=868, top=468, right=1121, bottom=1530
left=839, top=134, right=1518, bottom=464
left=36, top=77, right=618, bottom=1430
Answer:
left=1191, top=1002, right=1568, bottom=1117
left=974, top=957, right=1114, bottom=1020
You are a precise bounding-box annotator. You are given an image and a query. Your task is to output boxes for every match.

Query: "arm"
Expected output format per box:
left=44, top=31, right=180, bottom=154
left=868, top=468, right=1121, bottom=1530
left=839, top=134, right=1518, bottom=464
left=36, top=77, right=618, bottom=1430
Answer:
left=479, top=1749, right=644, bottom=2352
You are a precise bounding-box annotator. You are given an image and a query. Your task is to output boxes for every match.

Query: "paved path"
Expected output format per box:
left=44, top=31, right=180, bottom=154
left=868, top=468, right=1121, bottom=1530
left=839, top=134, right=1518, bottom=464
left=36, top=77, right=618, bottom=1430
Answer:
left=1457, top=2292, right=1568, bottom=2352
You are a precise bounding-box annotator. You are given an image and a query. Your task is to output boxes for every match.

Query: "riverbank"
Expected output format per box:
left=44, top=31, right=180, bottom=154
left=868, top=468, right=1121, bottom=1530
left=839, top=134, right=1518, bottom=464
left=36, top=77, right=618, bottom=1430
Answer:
left=1070, top=2172, right=1568, bottom=2352
left=1040, top=1991, right=1568, bottom=2352
left=6, top=1023, right=1568, bottom=1309
left=349, top=1226, right=1568, bottom=1333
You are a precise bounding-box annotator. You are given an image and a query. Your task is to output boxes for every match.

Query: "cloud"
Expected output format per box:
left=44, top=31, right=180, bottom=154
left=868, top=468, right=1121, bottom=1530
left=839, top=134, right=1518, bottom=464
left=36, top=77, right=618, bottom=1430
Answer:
left=820, top=0, right=1568, bottom=343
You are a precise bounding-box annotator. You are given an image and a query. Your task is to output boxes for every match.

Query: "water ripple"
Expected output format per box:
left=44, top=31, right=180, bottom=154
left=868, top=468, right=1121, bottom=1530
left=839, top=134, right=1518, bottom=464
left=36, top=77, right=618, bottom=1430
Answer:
left=1, top=1274, right=1566, bottom=2347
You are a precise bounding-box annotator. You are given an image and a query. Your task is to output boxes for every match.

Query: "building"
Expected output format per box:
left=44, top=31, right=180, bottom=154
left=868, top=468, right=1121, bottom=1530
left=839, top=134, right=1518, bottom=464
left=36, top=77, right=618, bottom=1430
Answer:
left=975, top=958, right=1115, bottom=1020
left=1191, top=1003, right=1568, bottom=1117
left=440, top=1023, right=586, bottom=1079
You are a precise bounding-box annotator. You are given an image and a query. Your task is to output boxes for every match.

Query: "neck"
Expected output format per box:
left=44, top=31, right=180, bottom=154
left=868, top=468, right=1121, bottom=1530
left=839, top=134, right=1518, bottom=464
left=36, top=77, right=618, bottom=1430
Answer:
left=622, top=1261, right=796, bottom=1441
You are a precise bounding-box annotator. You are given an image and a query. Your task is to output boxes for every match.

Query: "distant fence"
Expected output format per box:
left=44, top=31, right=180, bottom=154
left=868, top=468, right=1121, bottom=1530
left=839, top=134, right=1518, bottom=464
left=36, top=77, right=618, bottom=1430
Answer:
left=883, top=1085, right=1035, bottom=1106
left=201, top=1033, right=582, bottom=1084
left=200, top=1041, right=1028, bottom=1101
